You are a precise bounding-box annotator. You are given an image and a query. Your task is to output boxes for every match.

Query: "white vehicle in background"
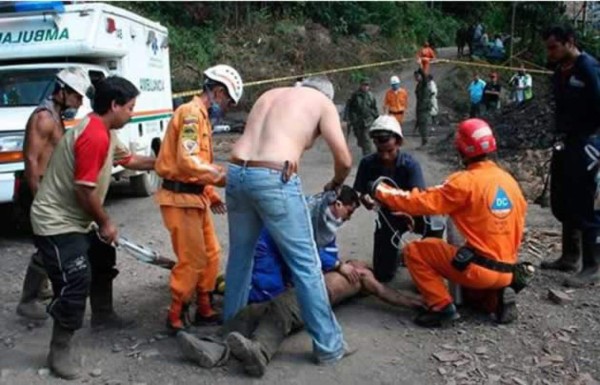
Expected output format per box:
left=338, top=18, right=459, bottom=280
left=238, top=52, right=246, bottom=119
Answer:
left=0, top=1, right=173, bottom=227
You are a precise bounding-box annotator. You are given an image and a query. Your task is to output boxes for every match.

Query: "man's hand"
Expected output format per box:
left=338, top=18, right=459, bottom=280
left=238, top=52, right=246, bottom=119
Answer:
left=395, top=289, right=426, bottom=309
left=323, top=179, right=343, bottom=193
left=338, top=262, right=360, bottom=284
left=98, top=220, right=118, bottom=245
left=211, top=202, right=227, bottom=215
left=361, top=194, right=376, bottom=210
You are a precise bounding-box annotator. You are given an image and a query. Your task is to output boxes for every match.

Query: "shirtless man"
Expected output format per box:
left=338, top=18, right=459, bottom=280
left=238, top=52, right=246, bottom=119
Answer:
left=223, top=76, right=353, bottom=365
left=16, top=68, right=93, bottom=321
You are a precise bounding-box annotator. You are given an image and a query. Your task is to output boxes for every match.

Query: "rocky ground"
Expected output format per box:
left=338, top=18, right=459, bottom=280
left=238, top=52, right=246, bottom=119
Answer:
left=1, top=50, right=599, bottom=385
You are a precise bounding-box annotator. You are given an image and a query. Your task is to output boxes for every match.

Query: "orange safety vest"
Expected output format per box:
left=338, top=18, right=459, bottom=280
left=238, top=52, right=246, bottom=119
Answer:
left=384, top=88, right=409, bottom=123
left=375, top=160, right=527, bottom=263
left=155, top=96, right=223, bottom=209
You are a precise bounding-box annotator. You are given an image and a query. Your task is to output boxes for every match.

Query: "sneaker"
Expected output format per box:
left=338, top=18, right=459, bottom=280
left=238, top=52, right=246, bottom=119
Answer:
left=414, top=303, right=460, bottom=328
left=495, top=287, right=517, bottom=324
left=226, top=332, right=268, bottom=377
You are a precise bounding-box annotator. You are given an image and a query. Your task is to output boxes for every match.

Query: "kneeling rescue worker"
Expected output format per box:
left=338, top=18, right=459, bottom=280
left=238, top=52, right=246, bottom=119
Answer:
left=155, top=64, right=244, bottom=332
left=369, top=118, right=529, bottom=327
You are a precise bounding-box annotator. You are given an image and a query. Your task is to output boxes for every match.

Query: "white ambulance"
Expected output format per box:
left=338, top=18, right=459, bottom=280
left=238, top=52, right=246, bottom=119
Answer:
left=0, top=1, right=173, bottom=223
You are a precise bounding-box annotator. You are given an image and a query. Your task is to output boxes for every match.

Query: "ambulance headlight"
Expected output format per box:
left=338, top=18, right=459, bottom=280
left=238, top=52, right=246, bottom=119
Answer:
left=0, top=132, right=25, bottom=163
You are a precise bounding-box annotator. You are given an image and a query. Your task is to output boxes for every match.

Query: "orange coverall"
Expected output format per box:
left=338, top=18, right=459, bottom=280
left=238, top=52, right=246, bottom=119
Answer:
left=383, top=88, right=409, bottom=123
left=374, top=160, right=527, bottom=310
left=417, top=47, right=436, bottom=75
left=155, top=96, right=225, bottom=306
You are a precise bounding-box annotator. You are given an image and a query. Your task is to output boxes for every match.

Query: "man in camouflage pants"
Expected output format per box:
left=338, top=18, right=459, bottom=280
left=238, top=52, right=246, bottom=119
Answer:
left=345, top=78, right=379, bottom=156
left=415, top=69, right=433, bottom=146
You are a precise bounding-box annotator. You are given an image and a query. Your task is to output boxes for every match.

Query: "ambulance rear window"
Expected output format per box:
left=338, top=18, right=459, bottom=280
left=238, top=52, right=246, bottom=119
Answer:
left=0, top=69, right=57, bottom=107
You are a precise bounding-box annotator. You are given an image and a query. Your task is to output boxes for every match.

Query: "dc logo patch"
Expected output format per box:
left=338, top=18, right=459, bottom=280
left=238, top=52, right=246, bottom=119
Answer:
left=490, top=186, right=513, bottom=218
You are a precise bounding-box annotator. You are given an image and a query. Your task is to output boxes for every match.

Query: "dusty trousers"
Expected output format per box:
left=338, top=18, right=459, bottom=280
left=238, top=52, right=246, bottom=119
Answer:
left=34, top=232, right=117, bottom=330
left=404, top=238, right=513, bottom=309
left=160, top=206, right=220, bottom=303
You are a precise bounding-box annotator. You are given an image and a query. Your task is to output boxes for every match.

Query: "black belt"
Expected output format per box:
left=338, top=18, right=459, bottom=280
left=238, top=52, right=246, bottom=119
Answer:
left=162, top=179, right=204, bottom=194
left=452, top=246, right=515, bottom=273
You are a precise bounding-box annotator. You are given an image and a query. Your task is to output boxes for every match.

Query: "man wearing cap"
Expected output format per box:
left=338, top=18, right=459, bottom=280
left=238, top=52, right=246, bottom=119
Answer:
left=369, top=118, right=527, bottom=327
left=383, top=76, right=408, bottom=124
left=155, top=64, right=244, bottom=332
left=354, top=115, right=433, bottom=282
left=16, top=68, right=93, bottom=321
left=31, top=77, right=156, bottom=379
left=345, top=78, right=379, bottom=156
left=223, top=76, right=353, bottom=366
left=483, top=72, right=502, bottom=114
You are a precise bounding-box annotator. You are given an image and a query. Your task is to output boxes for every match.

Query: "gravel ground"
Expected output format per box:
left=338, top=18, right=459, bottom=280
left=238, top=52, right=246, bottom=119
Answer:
left=1, top=49, right=598, bottom=385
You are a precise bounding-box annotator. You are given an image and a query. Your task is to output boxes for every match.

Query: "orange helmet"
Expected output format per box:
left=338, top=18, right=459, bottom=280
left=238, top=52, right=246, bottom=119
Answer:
left=455, top=118, right=497, bottom=158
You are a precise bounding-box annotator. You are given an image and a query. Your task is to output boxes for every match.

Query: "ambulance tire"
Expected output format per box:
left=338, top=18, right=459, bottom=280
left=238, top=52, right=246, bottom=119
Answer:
left=130, top=148, right=161, bottom=197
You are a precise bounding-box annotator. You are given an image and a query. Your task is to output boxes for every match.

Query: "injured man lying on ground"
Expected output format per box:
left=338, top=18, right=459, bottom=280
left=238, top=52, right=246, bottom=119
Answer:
left=176, top=186, right=424, bottom=377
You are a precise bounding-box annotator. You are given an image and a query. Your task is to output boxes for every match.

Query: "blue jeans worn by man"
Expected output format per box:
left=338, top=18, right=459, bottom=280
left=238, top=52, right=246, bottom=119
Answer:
left=223, top=165, right=345, bottom=363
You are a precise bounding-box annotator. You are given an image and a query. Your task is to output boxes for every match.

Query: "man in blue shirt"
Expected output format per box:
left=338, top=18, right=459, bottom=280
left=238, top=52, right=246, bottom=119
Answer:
left=176, top=186, right=423, bottom=377
left=540, top=25, right=600, bottom=288
left=468, top=73, right=487, bottom=118
left=354, top=115, right=444, bottom=282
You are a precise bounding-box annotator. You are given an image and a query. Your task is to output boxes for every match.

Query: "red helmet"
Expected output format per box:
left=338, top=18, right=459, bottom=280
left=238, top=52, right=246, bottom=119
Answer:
left=455, top=118, right=497, bottom=158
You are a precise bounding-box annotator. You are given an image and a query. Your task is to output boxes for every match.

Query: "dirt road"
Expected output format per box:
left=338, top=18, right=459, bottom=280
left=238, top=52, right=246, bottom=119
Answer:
left=1, top=50, right=599, bottom=385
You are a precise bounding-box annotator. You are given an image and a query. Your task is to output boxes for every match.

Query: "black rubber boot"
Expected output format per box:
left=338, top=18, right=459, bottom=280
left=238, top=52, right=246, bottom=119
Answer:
left=90, top=277, right=136, bottom=330
left=16, top=264, right=49, bottom=320
left=48, top=321, right=80, bottom=380
left=541, top=224, right=581, bottom=272
left=414, top=303, right=460, bottom=328
left=564, top=229, right=600, bottom=288
left=495, top=287, right=517, bottom=324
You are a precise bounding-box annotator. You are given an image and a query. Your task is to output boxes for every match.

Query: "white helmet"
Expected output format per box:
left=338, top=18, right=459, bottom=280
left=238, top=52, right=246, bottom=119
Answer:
left=56, top=67, right=93, bottom=98
left=369, top=115, right=403, bottom=138
left=204, top=64, right=243, bottom=105
left=390, top=75, right=401, bottom=85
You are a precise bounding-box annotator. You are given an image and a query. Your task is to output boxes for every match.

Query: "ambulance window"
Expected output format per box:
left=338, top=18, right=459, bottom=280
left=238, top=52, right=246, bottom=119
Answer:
left=89, top=71, right=106, bottom=88
left=0, top=69, right=57, bottom=107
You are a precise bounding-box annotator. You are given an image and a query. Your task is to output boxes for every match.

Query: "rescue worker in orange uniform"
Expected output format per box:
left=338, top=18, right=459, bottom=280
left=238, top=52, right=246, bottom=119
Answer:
left=383, top=76, right=408, bottom=124
left=416, top=42, right=436, bottom=75
left=369, top=118, right=528, bottom=327
left=156, top=65, right=244, bottom=332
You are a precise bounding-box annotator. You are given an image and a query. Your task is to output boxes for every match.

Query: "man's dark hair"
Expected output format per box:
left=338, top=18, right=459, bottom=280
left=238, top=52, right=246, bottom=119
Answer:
left=337, top=185, right=360, bottom=207
left=93, top=76, right=139, bottom=115
left=542, top=25, right=576, bottom=44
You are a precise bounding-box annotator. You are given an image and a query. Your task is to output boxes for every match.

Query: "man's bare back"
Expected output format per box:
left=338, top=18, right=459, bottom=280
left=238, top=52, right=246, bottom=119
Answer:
left=232, top=86, right=350, bottom=167
left=23, top=109, right=64, bottom=194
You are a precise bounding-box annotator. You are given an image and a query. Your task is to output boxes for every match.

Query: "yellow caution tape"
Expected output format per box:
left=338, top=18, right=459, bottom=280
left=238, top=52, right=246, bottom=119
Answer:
left=172, top=56, right=553, bottom=98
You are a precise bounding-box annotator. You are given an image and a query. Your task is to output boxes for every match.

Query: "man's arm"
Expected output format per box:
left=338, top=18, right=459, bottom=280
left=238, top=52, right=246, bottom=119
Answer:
left=373, top=172, right=468, bottom=216
left=122, top=155, right=155, bottom=170
left=320, top=101, right=352, bottom=189
left=73, top=126, right=117, bottom=243
left=23, top=112, right=55, bottom=195
left=74, top=185, right=117, bottom=243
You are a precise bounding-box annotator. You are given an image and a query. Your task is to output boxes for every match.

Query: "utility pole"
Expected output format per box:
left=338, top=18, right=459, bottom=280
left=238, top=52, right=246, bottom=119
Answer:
left=510, top=2, right=517, bottom=67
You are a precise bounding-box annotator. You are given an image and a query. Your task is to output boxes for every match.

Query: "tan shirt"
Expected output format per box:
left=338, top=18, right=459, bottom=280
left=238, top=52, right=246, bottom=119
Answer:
left=31, top=115, right=131, bottom=236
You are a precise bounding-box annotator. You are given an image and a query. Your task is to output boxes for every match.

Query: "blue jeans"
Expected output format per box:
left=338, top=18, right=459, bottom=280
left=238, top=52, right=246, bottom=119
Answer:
left=223, top=164, right=345, bottom=362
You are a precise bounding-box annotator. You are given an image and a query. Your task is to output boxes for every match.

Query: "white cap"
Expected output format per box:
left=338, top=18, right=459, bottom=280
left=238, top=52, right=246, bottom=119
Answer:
left=301, top=76, right=335, bottom=100
left=390, top=75, right=400, bottom=85
left=56, top=67, right=93, bottom=98
left=204, top=64, right=244, bottom=105
left=369, top=115, right=403, bottom=138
